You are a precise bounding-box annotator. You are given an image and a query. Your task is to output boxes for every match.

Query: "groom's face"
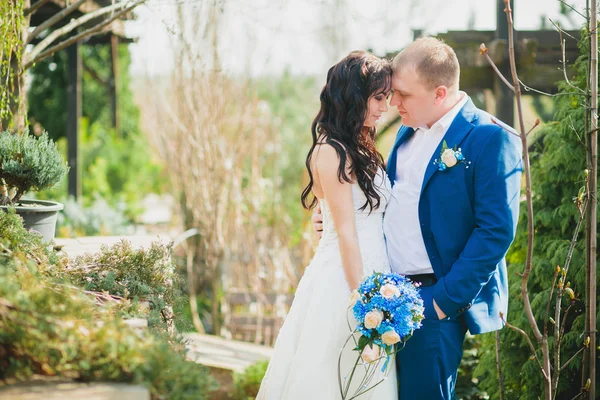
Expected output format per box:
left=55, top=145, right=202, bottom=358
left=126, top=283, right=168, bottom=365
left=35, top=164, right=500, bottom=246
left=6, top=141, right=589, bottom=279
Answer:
left=390, top=66, right=437, bottom=129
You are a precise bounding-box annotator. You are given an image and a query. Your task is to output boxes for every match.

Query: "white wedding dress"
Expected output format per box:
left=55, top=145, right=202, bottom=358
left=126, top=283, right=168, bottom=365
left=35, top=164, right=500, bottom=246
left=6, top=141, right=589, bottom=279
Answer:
left=257, top=169, right=397, bottom=400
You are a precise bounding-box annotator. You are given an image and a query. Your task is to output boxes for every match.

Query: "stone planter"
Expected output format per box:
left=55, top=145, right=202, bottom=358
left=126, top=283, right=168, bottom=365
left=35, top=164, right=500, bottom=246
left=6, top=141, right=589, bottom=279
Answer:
left=0, top=199, right=64, bottom=242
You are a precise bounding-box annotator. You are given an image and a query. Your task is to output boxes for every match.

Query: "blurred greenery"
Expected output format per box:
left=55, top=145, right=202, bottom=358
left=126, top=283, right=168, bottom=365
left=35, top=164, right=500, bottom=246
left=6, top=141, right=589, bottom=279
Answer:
left=27, top=43, right=165, bottom=229
left=252, top=71, right=320, bottom=246
left=232, top=359, right=269, bottom=400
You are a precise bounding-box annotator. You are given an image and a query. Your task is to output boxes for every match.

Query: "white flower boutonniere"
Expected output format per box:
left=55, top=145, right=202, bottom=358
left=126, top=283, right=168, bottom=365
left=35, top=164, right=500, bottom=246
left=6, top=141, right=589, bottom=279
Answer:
left=434, top=140, right=470, bottom=171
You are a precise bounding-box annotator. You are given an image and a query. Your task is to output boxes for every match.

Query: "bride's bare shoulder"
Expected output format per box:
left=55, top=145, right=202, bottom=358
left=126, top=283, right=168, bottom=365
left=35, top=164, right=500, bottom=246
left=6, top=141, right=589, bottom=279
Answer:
left=312, top=138, right=352, bottom=173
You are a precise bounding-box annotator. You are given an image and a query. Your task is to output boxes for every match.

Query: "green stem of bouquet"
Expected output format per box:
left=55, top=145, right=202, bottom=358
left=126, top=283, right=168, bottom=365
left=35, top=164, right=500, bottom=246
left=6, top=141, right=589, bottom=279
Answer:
left=338, top=329, right=403, bottom=399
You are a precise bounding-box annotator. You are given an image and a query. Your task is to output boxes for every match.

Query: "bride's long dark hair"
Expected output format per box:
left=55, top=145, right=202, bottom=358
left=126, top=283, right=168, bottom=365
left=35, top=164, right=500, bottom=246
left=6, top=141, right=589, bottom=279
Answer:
left=301, top=51, right=392, bottom=212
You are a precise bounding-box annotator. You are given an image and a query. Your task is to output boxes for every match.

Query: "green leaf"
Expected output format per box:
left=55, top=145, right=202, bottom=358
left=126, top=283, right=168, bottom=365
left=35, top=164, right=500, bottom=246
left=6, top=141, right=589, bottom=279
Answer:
left=357, top=335, right=370, bottom=351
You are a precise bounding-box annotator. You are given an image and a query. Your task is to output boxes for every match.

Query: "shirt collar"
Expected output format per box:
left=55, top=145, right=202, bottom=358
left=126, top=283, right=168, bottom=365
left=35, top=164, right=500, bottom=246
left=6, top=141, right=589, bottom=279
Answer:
left=417, top=91, right=469, bottom=133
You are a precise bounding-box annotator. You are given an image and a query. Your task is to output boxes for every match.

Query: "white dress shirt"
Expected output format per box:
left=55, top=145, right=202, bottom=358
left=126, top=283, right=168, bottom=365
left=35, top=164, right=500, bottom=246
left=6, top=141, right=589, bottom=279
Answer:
left=384, top=92, right=469, bottom=275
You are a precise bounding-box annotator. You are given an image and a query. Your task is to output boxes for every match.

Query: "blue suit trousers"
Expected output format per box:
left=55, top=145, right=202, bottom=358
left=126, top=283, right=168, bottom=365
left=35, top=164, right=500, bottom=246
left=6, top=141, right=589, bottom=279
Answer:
left=396, top=286, right=468, bottom=400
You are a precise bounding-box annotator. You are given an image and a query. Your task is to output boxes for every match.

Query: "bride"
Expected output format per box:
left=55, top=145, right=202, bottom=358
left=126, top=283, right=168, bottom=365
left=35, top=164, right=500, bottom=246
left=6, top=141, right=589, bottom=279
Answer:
left=257, top=51, right=397, bottom=399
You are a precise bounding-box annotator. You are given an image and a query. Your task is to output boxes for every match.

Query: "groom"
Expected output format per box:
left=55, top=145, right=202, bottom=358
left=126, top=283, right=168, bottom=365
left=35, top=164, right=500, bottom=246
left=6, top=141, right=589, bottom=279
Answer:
left=313, top=37, right=522, bottom=399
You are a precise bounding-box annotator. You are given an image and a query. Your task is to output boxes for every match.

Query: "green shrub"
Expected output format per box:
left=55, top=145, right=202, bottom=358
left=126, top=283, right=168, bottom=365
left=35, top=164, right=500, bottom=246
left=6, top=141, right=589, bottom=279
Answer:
left=232, top=359, right=269, bottom=400
left=0, top=209, right=217, bottom=399
left=0, top=131, right=68, bottom=205
left=49, top=232, right=181, bottom=332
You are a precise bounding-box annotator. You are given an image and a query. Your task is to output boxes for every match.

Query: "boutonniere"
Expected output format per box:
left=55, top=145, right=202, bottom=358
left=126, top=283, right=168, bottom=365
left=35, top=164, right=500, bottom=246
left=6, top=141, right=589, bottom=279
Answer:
left=434, top=141, right=471, bottom=171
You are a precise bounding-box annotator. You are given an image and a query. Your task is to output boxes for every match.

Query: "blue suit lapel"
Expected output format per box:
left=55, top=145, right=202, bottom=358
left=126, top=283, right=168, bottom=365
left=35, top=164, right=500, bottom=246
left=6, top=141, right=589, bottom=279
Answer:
left=386, top=126, right=414, bottom=186
left=420, top=99, right=478, bottom=192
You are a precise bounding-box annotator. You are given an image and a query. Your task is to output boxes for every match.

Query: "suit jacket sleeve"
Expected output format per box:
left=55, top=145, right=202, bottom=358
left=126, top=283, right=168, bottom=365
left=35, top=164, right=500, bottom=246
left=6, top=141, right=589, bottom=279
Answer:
left=431, top=126, right=523, bottom=319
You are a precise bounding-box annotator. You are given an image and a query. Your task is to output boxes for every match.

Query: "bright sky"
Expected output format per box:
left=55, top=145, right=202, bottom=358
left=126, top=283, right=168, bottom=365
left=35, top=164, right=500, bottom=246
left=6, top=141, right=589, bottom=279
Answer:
left=126, top=0, right=588, bottom=77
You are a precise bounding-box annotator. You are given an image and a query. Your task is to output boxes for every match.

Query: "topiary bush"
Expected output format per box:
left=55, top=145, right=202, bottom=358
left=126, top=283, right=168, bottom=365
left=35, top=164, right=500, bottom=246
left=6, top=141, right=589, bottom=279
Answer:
left=0, top=131, right=68, bottom=206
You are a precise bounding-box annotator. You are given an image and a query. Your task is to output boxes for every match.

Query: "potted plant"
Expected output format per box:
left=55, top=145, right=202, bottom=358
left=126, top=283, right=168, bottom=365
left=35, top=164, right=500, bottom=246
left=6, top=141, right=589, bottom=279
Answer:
left=0, top=130, right=69, bottom=242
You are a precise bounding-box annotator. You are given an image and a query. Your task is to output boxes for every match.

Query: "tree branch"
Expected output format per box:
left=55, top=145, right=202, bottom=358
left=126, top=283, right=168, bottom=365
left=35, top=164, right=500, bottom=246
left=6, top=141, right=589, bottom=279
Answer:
left=83, top=61, right=110, bottom=88
left=526, top=119, right=541, bottom=137
left=502, top=0, right=544, bottom=345
left=519, top=79, right=585, bottom=97
left=545, top=267, right=560, bottom=337
left=24, top=0, right=52, bottom=16
left=26, top=0, right=89, bottom=45
left=557, top=0, right=587, bottom=21
left=496, top=330, right=505, bottom=400
left=480, top=43, right=515, bottom=93
left=550, top=19, right=578, bottom=41
left=501, top=314, right=548, bottom=380
left=558, top=32, right=587, bottom=95
left=24, top=0, right=143, bottom=66
left=23, top=1, right=144, bottom=70
left=560, top=345, right=587, bottom=371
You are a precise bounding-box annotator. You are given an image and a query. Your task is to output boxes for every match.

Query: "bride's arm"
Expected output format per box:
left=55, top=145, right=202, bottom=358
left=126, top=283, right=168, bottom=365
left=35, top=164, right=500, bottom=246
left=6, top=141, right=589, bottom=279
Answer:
left=314, top=144, right=362, bottom=291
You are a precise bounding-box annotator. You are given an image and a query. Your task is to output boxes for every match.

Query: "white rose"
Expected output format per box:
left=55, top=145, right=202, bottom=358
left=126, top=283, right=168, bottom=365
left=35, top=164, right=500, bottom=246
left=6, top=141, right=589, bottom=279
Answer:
left=441, top=149, right=458, bottom=167
left=364, top=309, right=384, bottom=329
left=379, top=283, right=401, bottom=300
left=381, top=329, right=401, bottom=345
left=361, top=343, right=381, bottom=363
left=349, top=289, right=361, bottom=306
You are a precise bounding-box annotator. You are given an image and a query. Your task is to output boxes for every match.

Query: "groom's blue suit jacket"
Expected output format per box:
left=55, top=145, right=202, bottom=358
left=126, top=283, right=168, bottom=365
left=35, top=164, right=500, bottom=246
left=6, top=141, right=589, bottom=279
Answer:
left=386, top=98, right=523, bottom=334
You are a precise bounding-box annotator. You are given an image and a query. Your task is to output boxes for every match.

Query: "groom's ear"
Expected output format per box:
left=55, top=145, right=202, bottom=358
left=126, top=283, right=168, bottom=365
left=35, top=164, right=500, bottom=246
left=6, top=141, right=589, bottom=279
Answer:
left=433, top=86, right=448, bottom=105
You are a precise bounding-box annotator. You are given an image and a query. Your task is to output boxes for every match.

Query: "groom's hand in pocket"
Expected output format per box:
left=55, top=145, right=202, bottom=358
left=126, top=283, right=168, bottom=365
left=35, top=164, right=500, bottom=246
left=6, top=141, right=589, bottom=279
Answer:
left=433, top=299, right=447, bottom=320
left=312, top=205, right=323, bottom=238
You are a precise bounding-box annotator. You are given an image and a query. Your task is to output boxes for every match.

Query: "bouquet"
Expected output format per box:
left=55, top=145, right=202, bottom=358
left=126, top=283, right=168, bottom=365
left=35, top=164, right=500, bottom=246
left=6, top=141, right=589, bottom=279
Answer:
left=338, top=272, right=424, bottom=399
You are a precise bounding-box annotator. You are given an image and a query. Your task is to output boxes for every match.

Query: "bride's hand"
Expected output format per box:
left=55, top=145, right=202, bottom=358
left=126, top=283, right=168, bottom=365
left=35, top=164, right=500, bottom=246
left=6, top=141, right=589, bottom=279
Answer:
left=312, top=205, right=323, bottom=238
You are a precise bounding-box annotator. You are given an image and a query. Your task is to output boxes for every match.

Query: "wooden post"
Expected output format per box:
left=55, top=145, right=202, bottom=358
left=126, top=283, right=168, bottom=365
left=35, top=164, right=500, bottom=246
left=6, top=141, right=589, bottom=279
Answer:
left=110, top=34, right=121, bottom=136
left=494, top=0, right=514, bottom=126
left=67, top=41, right=81, bottom=200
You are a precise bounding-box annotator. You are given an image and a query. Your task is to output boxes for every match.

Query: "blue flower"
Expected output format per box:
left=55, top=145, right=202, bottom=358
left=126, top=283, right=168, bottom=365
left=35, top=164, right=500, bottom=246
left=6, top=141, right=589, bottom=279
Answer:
left=352, top=272, right=424, bottom=344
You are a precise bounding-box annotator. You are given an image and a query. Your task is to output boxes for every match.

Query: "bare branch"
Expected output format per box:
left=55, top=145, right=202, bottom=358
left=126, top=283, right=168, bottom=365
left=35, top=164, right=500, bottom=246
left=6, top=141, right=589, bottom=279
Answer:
left=501, top=314, right=548, bottom=380
left=550, top=19, right=578, bottom=41
left=558, top=32, right=587, bottom=94
left=564, top=197, right=588, bottom=275
left=557, top=1, right=587, bottom=21
left=544, top=267, right=560, bottom=337
left=560, top=345, right=587, bottom=371
left=24, top=2, right=144, bottom=70
left=519, top=79, right=585, bottom=97
left=480, top=43, right=515, bottom=93
left=491, top=118, right=521, bottom=138
left=502, top=0, right=544, bottom=345
left=553, top=192, right=587, bottom=396
left=83, top=61, right=110, bottom=88
left=526, top=119, right=541, bottom=137
left=496, top=330, right=505, bottom=400
left=24, top=0, right=52, bottom=16
left=24, top=0, right=143, bottom=66
left=26, top=0, right=89, bottom=45
left=560, top=303, right=575, bottom=343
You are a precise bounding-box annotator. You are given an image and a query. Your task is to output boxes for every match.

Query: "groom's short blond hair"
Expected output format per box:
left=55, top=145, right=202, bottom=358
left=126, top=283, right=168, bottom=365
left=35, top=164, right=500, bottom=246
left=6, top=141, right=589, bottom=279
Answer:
left=392, top=37, right=460, bottom=91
